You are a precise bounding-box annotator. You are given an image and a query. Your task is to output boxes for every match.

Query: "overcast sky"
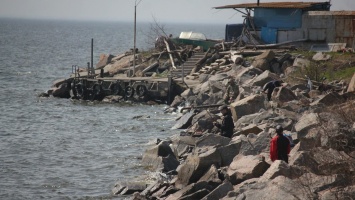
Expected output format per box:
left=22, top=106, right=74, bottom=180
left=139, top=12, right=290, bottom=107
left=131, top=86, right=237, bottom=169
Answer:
left=0, top=0, right=354, bottom=24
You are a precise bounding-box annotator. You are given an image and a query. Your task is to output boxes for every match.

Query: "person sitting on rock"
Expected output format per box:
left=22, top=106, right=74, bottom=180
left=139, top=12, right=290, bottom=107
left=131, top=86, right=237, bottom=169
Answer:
left=213, top=105, right=234, bottom=138
left=223, top=77, right=239, bottom=104
left=263, top=80, right=282, bottom=101
left=270, top=125, right=291, bottom=163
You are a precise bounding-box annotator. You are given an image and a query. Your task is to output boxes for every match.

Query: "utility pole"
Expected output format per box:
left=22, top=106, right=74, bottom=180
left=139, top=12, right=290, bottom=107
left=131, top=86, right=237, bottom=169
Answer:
left=133, top=0, right=143, bottom=77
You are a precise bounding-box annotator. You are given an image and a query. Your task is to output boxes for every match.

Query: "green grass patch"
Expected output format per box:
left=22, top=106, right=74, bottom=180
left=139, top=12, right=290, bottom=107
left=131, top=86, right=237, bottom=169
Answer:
left=324, top=66, right=355, bottom=81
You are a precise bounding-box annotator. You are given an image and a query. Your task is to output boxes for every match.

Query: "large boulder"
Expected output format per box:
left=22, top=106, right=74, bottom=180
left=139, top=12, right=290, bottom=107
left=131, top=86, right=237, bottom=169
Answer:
left=217, top=142, right=243, bottom=167
left=112, top=181, right=146, bottom=195
left=104, top=54, right=134, bottom=75
left=231, top=176, right=310, bottom=199
left=252, top=50, right=275, bottom=71
left=312, top=52, right=331, bottom=61
left=238, top=124, right=262, bottom=136
left=172, top=110, right=196, bottom=129
left=310, top=92, right=345, bottom=107
left=195, top=134, right=231, bottom=149
left=294, top=112, right=319, bottom=138
left=235, top=67, right=263, bottom=86
left=52, top=83, right=70, bottom=98
left=202, top=180, right=233, bottom=200
left=258, top=160, right=292, bottom=182
left=251, top=70, right=279, bottom=87
left=96, top=54, right=114, bottom=69
left=252, top=59, right=270, bottom=71
left=175, top=148, right=222, bottom=189
left=271, top=87, right=297, bottom=103
left=230, top=94, right=266, bottom=121
left=293, top=57, right=310, bottom=68
left=166, top=181, right=214, bottom=200
left=235, top=110, right=276, bottom=129
left=230, top=135, right=257, bottom=156
left=209, top=80, right=225, bottom=94
left=170, top=135, right=196, bottom=158
left=142, top=141, right=177, bottom=171
left=227, top=155, right=270, bottom=185
left=197, top=164, right=221, bottom=185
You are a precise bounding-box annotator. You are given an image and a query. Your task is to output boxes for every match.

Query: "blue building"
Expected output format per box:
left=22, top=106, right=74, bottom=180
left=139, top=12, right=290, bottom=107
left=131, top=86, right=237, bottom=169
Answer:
left=215, top=1, right=355, bottom=49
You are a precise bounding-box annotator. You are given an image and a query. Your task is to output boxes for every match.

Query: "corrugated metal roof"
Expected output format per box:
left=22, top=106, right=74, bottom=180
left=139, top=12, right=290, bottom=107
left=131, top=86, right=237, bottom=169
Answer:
left=308, top=11, right=355, bottom=16
left=215, top=2, right=329, bottom=9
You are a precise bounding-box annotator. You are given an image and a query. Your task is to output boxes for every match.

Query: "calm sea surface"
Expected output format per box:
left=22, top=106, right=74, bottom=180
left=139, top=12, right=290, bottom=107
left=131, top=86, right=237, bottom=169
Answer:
left=0, top=18, right=225, bottom=199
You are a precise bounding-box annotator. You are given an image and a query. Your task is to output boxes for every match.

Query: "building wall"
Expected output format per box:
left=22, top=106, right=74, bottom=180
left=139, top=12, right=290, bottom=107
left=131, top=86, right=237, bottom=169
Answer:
left=252, top=11, right=355, bottom=47
left=254, top=8, right=302, bottom=29
left=302, top=12, right=355, bottom=47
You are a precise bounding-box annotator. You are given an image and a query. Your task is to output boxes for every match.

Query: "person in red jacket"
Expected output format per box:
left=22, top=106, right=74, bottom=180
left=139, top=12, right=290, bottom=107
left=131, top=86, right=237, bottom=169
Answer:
left=270, top=125, right=291, bottom=163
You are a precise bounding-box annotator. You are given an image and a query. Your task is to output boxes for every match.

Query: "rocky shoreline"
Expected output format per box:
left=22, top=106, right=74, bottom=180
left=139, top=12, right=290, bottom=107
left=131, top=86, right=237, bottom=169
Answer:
left=46, top=38, right=355, bottom=199
left=109, top=48, right=355, bottom=199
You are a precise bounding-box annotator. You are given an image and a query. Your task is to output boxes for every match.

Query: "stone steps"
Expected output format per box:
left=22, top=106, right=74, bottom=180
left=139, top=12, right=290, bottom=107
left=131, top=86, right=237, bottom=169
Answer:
left=171, top=52, right=205, bottom=78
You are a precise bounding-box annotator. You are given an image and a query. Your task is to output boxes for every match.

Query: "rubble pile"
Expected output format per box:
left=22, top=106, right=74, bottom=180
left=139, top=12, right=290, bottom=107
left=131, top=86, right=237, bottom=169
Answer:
left=112, top=47, right=355, bottom=199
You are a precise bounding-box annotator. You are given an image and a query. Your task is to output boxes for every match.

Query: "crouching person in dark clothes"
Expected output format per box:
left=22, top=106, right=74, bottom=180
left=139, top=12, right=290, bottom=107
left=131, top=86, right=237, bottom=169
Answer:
left=270, top=125, right=291, bottom=163
left=263, top=80, right=282, bottom=101
left=213, top=105, right=235, bottom=138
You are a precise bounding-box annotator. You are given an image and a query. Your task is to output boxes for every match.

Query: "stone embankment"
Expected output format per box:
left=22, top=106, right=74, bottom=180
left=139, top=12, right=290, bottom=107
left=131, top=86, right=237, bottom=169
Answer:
left=112, top=49, right=355, bottom=199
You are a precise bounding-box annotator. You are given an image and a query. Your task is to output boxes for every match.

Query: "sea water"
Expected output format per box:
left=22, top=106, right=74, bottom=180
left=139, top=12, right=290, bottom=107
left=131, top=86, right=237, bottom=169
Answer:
left=0, top=18, right=225, bottom=199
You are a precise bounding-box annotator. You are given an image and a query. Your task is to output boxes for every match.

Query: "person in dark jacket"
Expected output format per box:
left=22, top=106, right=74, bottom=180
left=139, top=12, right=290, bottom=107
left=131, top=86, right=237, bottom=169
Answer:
left=263, top=80, right=282, bottom=101
left=270, top=125, right=291, bottom=163
left=213, top=105, right=235, bottom=138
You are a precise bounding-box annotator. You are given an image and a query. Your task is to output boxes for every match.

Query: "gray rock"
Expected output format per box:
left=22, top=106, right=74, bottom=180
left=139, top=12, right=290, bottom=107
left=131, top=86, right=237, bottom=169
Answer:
left=170, top=135, right=196, bottom=158
left=112, top=181, right=146, bottom=195
left=195, top=93, right=210, bottom=105
left=202, top=180, right=233, bottom=200
left=227, top=155, right=270, bottom=185
left=52, top=78, right=67, bottom=88
left=166, top=181, right=214, bottom=200
left=172, top=110, right=195, bottom=129
left=239, top=124, right=262, bottom=136
left=52, top=83, right=70, bottom=98
left=271, top=87, right=297, bottom=103
left=294, top=112, right=319, bottom=138
left=258, top=160, right=291, bottom=182
left=209, top=80, right=225, bottom=94
left=251, top=70, right=279, bottom=87
left=197, top=164, right=221, bottom=184
left=310, top=92, right=344, bottom=107
left=198, top=81, right=210, bottom=94
left=175, top=148, right=222, bottom=188
left=252, top=59, right=270, bottom=71
left=199, top=74, right=211, bottom=83
left=230, top=94, right=266, bottom=121
left=181, top=88, right=195, bottom=99
left=233, top=176, right=309, bottom=200
left=217, top=142, right=242, bottom=167
left=231, top=135, right=257, bottom=156
left=235, top=67, right=263, bottom=86
left=293, top=57, right=310, bottom=68
left=142, top=141, right=176, bottom=171
left=270, top=62, right=281, bottom=74
left=195, top=134, right=231, bottom=149
left=96, top=54, right=114, bottom=69
left=170, top=95, right=185, bottom=108
left=312, top=52, right=331, bottom=61
left=255, top=50, right=276, bottom=62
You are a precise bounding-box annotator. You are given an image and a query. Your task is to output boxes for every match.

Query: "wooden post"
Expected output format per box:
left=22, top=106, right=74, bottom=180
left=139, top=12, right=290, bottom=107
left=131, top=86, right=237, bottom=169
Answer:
left=167, top=73, right=172, bottom=105
left=164, top=39, right=176, bottom=70
left=91, top=38, right=93, bottom=70
left=133, top=3, right=137, bottom=77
